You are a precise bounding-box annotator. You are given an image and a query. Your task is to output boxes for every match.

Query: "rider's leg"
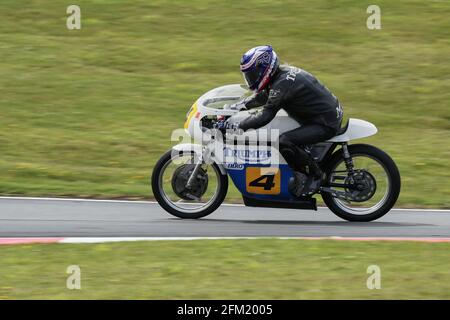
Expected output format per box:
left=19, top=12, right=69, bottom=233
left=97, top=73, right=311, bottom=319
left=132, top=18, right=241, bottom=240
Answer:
left=279, top=123, right=336, bottom=174
left=279, top=123, right=336, bottom=196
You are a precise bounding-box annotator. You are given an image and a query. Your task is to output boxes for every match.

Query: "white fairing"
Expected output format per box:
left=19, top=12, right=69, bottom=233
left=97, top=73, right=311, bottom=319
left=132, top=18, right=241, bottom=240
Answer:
left=185, top=84, right=377, bottom=143
left=228, top=109, right=300, bottom=138
left=327, top=118, right=378, bottom=142
left=228, top=111, right=378, bottom=142
left=230, top=110, right=300, bottom=141
left=172, top=143, right=203, bottom=155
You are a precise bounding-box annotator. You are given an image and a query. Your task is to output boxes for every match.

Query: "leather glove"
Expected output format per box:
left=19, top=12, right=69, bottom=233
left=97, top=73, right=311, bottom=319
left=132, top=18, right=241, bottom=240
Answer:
left=214, top=120, right=241, bottom=135
left=223, top=101, right=246, bottom=111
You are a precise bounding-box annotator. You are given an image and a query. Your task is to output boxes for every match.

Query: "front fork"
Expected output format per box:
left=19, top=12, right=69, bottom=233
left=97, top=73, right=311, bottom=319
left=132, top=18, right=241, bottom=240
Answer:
left=185, top=137, right=215, bottom=188
left=185, top=147, right=207, bottom=188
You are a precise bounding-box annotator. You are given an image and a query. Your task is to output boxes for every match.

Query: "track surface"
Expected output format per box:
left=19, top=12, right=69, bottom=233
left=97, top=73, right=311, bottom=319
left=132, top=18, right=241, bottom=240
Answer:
left=0, top=198, right=449, bottom=238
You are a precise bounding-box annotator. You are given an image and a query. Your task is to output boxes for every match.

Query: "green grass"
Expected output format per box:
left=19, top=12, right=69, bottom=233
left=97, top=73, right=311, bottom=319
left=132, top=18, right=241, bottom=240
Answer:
left=0, top=239, right=449, bottom=299
left=0, top=0, right=449, bottom=207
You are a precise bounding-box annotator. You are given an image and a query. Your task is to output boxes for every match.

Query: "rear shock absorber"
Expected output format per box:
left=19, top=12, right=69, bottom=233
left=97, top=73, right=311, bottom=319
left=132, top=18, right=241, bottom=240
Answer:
left=341, top=143, right=354, bottom=174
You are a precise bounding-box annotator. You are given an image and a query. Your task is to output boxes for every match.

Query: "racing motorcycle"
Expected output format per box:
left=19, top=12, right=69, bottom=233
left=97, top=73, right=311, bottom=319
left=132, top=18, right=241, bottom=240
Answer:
left=151, top=84, right=401, bottom=222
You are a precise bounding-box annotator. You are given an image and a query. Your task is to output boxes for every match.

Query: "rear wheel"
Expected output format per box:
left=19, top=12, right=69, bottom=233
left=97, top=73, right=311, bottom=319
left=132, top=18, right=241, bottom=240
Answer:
left=151, top=150, right=228, bottom=219
left=321, top=144, right=401, bottom=222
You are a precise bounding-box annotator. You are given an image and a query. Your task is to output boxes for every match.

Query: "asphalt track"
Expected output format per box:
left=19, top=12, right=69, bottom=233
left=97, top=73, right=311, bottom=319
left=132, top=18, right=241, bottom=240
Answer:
left=0, top=197, right=449, bottom=238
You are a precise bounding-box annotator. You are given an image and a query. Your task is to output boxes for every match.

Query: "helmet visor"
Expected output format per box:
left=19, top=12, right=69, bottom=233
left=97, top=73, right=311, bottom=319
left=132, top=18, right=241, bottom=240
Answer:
left=242, top=68, right=260, bottom=90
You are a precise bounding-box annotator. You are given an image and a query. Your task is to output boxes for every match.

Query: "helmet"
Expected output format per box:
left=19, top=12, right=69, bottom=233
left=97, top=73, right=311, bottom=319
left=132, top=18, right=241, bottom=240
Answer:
left=240, top=45, right=279, bottom=92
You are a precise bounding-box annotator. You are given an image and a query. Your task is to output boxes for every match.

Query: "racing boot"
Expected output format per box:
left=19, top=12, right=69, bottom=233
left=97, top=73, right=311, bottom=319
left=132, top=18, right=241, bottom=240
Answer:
left=288, top=171, right=308, bottom=197
left=299, top=161, right=324, bottom=197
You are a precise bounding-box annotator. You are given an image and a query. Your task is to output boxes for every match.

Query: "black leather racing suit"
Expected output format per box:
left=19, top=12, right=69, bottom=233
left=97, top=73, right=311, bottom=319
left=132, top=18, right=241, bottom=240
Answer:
left=238, top=65, right=343, bottom=176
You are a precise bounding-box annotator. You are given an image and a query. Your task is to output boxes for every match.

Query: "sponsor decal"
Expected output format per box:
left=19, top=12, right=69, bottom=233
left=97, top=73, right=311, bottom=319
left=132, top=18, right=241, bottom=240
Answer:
left=268, top=89, right=280, bottom=99
left=223, top=147, right=272, bottom=163
left=336, top=104, right=343, bottom=119
left=224, top=163, right=244, bottom=170
left=286, top=67, right=299, bottom=81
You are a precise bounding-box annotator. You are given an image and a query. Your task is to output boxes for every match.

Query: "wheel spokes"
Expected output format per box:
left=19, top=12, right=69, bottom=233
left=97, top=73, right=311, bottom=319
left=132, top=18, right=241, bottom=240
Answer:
left=159, top=154, right=221, bottom=214
left=329, top=155, right=390, bottom=214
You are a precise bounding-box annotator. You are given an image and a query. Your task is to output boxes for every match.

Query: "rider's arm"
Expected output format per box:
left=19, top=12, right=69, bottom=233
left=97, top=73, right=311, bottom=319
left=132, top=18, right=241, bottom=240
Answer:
left=243, top=91, right=268, bottom=109
left=237, top=81, right=289, bottom=131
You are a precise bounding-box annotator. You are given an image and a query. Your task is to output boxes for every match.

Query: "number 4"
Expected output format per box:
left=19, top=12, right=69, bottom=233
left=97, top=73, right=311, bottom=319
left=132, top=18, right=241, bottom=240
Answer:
left=246, top=167, right=280, bottom=195
left=249, top=175, right=276, bottom=190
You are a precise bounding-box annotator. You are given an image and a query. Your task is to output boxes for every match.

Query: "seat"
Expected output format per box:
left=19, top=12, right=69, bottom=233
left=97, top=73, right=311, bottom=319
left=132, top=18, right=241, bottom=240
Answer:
left=327, top=118, right=378, bottom=143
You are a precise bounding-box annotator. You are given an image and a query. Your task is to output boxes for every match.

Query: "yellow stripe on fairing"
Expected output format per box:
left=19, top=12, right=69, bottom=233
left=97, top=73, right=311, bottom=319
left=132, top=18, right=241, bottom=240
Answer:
left=184, top=102, right=198, bottom=129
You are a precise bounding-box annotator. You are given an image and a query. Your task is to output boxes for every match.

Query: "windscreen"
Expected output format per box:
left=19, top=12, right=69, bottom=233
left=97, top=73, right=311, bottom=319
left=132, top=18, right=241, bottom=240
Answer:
left=201, top=84, right=251, bottom=110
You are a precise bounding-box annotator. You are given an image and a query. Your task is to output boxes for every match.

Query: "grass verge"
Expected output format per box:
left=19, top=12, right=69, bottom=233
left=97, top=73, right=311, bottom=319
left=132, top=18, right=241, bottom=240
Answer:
left=0, top=239, right=449, bottom=299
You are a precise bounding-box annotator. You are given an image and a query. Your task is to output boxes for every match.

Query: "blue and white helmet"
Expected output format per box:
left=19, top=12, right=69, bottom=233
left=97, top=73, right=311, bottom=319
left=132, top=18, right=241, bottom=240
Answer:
left=240, top=45, right=279, bottom=92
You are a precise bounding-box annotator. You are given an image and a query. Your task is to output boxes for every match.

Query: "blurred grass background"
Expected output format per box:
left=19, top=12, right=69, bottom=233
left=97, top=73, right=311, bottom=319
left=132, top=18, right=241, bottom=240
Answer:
left=0, top=239, right=449, bottom=299
left=0, top=0, right=449, bottom=207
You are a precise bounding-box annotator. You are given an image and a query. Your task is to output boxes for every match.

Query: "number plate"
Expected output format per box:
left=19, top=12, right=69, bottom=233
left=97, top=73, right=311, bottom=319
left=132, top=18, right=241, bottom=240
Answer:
left=246, top=167, right=281, bottom=195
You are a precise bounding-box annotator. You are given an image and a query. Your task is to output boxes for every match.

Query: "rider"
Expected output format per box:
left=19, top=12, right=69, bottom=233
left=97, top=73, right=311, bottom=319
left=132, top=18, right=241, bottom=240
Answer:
left=220, top=45, right=344, bottom=196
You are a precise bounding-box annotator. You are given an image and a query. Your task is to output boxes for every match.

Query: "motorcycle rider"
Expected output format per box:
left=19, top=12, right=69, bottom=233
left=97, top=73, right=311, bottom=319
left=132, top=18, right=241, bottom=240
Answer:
left=219, top=45, right=343, bottom=196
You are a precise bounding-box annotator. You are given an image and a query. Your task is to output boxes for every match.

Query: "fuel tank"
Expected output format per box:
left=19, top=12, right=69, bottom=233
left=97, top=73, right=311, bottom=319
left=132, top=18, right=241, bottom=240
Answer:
left=227, top=109, right=300, bottom=142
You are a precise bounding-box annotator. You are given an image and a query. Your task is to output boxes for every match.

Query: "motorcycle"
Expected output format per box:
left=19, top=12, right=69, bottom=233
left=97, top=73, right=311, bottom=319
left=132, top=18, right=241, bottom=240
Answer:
left=151, top=84, right=401, bottom=222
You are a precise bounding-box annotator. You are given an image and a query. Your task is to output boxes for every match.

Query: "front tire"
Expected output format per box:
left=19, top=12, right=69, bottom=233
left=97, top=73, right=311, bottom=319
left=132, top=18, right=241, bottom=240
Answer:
left=151, top=150, right=228, bottom=219
left=322, top=144, right=401, bottom=222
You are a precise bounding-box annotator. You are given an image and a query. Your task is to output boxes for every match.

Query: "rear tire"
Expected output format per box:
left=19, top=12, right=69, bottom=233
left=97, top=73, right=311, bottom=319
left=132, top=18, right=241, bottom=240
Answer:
left=321, top=144, right=401, bottom=222
left=151, top=150, right=228, bottom=219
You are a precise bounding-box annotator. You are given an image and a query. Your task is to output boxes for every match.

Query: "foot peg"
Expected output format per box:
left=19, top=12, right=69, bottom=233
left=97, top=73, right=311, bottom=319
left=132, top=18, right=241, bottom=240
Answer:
left=300, top=175, right=322, bottom=196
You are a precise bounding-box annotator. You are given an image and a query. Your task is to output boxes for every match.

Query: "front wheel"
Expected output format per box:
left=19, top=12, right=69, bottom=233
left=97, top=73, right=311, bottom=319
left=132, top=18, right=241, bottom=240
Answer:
left=151, top=150, right=228, bottom=219
left=321, top=144, right=401, bottom=222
